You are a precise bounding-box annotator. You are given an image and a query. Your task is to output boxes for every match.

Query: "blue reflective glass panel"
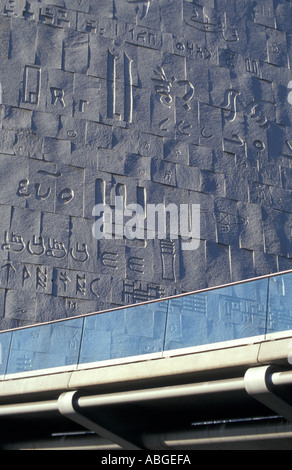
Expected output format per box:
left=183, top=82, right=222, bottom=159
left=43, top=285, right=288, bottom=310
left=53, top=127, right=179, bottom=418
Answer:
left=164, top=278, right=269, bottom=350
left=0, top=332, right=12, bottom=377
left=79, top=301, right=168, bottom=364
left=267, top=273, right=292, bottom=334
left=6, top=318, right=84, bottom=374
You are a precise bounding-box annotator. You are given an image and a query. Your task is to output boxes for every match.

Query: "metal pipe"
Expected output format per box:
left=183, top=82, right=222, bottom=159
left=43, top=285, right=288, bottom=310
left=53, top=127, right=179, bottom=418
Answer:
left=0, top=399, right=59, bottom=416
left=58, top=391, right=141, bottom=450
left=1, top=366, right=292, bottom=449
left=1, top=435, right=121, bottom=451
left=142, top=422, right=292, bottom=449
left=0, top=366, right=290, bottom=436
left=3, top=422, right=292, bottom=450
left=0, top=376, right=245, bottom=417
left=78, top=377, right=245, bottom=408
left=244, top=366, right=292, bottom=423
left=270, top=370, right=292, bottom=387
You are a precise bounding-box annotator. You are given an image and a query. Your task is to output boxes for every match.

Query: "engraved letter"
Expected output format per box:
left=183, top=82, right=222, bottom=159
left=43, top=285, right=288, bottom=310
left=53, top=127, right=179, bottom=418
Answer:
left=51, top=87, right=65, bottom=106
left=124, top=52, right=133, bottom=123
left=107, top=50, right=118, bottom=119
left=23, top=65, right=41, bottom=105
left=288, top=81, right=292, bottom=105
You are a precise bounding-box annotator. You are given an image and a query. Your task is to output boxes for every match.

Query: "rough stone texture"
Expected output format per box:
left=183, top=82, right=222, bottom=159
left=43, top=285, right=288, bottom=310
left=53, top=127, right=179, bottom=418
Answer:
left=0, top=0, right=292, bottom=330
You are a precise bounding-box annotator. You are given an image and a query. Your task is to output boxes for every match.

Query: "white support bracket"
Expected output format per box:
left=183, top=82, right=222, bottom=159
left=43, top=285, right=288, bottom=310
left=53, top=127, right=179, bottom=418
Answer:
left=244, top=366, right=292, bottom=423
left=57, top=390, right=141, bottom=450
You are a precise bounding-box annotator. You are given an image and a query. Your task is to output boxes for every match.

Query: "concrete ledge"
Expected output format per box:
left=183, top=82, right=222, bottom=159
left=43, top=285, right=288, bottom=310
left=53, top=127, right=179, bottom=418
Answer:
left=0, top=334, right=291, bottom=404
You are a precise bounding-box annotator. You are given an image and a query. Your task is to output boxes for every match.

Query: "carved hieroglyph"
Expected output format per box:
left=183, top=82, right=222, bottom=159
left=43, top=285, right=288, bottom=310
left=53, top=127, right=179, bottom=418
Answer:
left=0, top=0, right=292, bottom=329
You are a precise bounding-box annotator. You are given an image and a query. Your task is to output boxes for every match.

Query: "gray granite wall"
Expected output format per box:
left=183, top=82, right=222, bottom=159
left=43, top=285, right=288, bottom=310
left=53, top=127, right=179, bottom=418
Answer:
left=0, top=0, right=292, bottom=330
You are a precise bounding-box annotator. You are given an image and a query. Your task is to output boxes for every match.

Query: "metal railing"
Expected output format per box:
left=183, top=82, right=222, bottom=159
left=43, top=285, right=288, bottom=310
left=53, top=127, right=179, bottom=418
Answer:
left=1, top=270, right=292, bottom=378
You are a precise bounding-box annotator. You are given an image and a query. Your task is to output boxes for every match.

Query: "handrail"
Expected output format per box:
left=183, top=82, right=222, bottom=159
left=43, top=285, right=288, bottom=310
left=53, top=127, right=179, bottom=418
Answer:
left=1, top=268, right=292, bottom=334
left=0, top=269, right=292, bottom=378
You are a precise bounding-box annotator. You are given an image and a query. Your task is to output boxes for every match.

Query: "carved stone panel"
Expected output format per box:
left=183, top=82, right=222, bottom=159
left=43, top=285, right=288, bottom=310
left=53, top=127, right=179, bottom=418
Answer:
left=0, top=0, right=291, bottom=329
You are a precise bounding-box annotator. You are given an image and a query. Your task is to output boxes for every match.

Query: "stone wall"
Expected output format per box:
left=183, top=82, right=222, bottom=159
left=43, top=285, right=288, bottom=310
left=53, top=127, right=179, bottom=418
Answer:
left=0, top=0, right=292, bottom=329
